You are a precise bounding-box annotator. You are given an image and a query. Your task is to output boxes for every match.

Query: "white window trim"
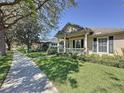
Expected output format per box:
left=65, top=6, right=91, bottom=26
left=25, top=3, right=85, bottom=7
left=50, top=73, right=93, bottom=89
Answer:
left=93, top=36, right=110, bottom=54
left=75, top=40, right=81, bottom=48
left=97, top=37, right=109, bottom=54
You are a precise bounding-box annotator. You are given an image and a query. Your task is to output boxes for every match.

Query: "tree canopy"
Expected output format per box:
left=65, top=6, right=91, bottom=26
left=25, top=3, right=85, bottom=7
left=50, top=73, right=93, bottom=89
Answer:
left=0, top=0, right=76, bottom=55
left=0, top=0, right=76, bottom=29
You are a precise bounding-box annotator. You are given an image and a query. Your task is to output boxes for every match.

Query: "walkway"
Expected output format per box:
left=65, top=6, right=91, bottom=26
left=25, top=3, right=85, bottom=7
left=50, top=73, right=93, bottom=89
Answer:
left=0, top=52, right=58, bottom=93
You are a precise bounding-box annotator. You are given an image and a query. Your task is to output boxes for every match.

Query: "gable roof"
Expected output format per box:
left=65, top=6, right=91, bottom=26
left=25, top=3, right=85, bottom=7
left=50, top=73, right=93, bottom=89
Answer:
left=55, top=23, right=92, bottom=37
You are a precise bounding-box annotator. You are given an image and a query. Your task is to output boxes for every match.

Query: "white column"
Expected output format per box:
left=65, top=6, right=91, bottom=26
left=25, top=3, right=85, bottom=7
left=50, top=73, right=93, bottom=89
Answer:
left=57, top=39, right=60, bottom=53
left=64, top=37, right=66, bottom=53
left=84, top=33, right=88, bottom=54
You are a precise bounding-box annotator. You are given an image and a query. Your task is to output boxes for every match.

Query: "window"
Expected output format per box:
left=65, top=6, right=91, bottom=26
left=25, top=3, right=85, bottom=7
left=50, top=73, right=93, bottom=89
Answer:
left=93, top=38, right=97, bottom=52
left=75, top=40, right=81, bottom=48
left=66, top=40, right=69, bottom=48
left=73, top=40, right=75, bottom=48
left=98, top=38, right=107, bottom=52
left=81, top=39, right=84, bottom=48
left=93, top=36, right=114, bottom=53
left=109, top=36, right=114, bottom=53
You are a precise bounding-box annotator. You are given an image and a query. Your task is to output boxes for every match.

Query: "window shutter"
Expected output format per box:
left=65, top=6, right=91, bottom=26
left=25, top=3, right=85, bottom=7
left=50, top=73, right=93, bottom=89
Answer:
left=81, top=39, right=84, bottom=48
left=109, top=36, right=114, bottom=53
left=73, top=40, right=75, bottom=48
left=93, top=38, right=97, bottom=52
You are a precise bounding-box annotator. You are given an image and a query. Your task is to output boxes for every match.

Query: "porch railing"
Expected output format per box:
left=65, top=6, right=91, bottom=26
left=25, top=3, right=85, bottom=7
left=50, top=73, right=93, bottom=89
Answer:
left=66, top=48, right=85, bottom=54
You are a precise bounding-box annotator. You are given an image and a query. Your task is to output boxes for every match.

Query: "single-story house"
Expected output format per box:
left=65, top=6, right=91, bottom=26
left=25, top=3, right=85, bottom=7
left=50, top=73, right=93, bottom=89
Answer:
left=55, top=23, right=124, bottom=56
left=32, top=38, right=58, bottom=51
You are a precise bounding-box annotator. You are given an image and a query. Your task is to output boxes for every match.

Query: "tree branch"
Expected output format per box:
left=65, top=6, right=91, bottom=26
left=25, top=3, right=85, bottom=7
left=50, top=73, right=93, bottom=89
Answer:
left=5, top=13, right=31, bottom=29
left=5, top=0, right=50, bottom=29
left=0, top=0, right=22, bottom=7
left=36, top=0, right=49, bottom=10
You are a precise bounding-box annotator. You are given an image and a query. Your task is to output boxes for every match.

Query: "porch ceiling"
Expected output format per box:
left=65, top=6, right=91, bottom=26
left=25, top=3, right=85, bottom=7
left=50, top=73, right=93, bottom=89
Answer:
left=66, top=32, right=85, bottom=38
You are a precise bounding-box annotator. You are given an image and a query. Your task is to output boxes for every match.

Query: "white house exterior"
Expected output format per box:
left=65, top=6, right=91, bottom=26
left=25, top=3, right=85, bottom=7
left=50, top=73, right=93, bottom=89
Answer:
left=55, top=23, right=124, bottom=56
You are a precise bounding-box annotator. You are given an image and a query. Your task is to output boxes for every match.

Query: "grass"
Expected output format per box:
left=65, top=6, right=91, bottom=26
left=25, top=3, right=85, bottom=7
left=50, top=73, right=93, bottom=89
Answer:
left=0, top=51, right=13, bottom=87
left=82, top=54, right=124, bottom=68
left=26, top=52, right=47, bottom=58
left=26, top=52, right=124, bottom=93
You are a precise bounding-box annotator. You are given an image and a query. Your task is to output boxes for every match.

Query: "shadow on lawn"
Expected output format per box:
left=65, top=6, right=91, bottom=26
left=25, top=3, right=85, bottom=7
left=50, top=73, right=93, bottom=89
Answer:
left=92, top=87, right=107, bottom=93
left=0, top=52, right=13, bottom=87
left=105, top=72, right=124, bottom=91
left=37, top=56, right=80, bottom=88
left=26, top=52, right=46, bottom=58
left=91, top=71, right=124, bottom=93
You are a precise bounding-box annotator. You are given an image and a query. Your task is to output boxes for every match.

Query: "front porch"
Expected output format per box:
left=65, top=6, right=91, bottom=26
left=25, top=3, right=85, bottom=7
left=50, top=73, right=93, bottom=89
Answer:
left=57, top=33, right=88, bottom=54
left=55, top=23, right=93, bottom=54
left=66, top=48, right=85, bottom=54
left=58, top=47, right=85, bottom=54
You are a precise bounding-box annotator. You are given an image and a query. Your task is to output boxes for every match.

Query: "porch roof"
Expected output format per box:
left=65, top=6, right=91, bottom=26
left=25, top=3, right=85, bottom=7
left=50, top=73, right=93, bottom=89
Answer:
left=91, top=28, right=124, bottom=36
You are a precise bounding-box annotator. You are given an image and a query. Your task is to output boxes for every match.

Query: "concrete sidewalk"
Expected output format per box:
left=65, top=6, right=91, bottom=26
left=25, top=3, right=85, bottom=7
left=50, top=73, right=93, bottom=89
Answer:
left=0, top=52, right=58, bottom=93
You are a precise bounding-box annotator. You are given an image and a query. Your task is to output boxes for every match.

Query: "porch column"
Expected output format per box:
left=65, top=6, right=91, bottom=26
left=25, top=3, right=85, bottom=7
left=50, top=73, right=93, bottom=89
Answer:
left=57, top=39, right=60, bottom=53
left=84, top=33, right=88, bottom=54
left=64, top=36, right=66, bottom=53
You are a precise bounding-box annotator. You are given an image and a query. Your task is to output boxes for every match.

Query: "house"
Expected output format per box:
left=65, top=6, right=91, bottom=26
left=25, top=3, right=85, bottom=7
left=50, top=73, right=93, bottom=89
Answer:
left=32, top=38, right=58, bottom=51
left=55, top=23, right=124, bottom=56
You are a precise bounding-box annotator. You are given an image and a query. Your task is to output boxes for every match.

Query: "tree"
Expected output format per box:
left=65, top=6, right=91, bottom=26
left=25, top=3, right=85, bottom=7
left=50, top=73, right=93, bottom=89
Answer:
left=0, top=0, right=76, bottom=55
left=5, top=29, right=16, bottom=51
left=15, top=18, right=41, bottom=52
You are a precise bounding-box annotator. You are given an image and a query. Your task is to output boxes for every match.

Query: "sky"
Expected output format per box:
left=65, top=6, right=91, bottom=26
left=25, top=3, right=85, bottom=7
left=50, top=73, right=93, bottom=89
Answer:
left=49, top=0, right=124, bottom=37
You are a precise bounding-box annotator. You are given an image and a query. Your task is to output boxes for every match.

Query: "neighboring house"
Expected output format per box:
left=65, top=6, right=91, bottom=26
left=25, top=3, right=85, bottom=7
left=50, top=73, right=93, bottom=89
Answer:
left=55, top=23, right=124, bottom=56
left=48, top=38, right=58, bottom=48
left=32, top=38, right=57, bottom=51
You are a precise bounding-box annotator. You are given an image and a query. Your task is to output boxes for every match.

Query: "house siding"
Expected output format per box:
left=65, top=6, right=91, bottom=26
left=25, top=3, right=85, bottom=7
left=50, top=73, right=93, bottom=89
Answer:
left=69, top=40, right=73, bottom=48
left=90, top=33, right=124, bottom=55
left=87, top=37, right=93, bottom=53
left=114, top=34, right=124, bottom=56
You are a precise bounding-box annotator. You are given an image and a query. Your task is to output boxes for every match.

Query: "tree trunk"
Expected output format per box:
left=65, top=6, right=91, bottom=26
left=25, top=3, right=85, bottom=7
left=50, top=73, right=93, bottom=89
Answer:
left=27, top=40, right=32, bottom=53
left=0, top=24, right=6, bottom=56
left=27, top=43, right=31, bottom=53
left=7, top=42, right=11, bottom=51
left=6, top=38, right=11, bottom=51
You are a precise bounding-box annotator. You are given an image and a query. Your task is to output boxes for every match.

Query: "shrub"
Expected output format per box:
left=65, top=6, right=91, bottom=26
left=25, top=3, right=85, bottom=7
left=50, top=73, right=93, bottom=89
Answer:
left=17, top=48, right=26, bottom=53
left=118, top=58, right=124, bottom=68
left=79, top=54, right=100, bottom=62
left=42, top=43, right=49, bottom=51
left=47, top=48, right=57, bottom=55
left=71, top=53, right=78, bottom=59
left=54, top=52, right=124, bottom=69
left=78, top=54, right=124, bottom=68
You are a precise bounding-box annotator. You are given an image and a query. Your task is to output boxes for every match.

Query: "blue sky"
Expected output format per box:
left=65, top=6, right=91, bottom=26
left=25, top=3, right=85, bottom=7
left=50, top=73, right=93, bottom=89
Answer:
left=49, top=0, right=124, bottom=37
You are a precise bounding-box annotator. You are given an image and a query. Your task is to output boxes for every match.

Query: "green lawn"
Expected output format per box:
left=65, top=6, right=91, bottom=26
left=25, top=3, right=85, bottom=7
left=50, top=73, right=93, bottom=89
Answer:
left=27, top=52, right=124, bottom=93
left=26, top=52, right=47, bottom=58
left=0, top=51, right=13, bottom=87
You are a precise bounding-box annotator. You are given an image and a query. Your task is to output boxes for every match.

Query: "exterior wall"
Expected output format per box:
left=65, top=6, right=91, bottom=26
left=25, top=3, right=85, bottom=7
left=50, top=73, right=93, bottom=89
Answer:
left=60, top=33, right=124, bottom=56
left=90, top=33, right=124, bottom=56
left=114, top=34, right=124, bottom=56
left=87, top=37, right=93, bottom=52
left=69, top=40, right=73, bottom=48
